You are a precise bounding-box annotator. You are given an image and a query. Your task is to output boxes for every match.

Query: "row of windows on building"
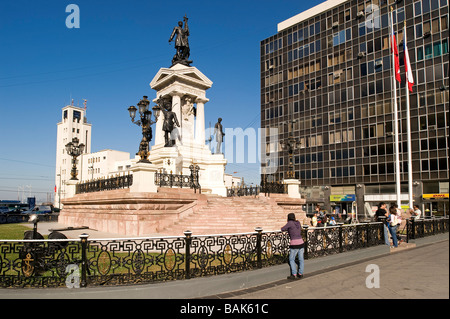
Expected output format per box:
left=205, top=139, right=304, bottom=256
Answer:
left=265, top=115, right=447, bottom=153
left=275, top=157, right=447, bottom=181
left=263, top=0, right=447, bottom=58
left=274, top=138, right=447, bottom=167
left=276, top=156, right=448, bottom=180
left=270, top=37, right=447, bottom=97
left=266, top=33, right=447, bottom=88
left=265, top=86, right=449, bottom=123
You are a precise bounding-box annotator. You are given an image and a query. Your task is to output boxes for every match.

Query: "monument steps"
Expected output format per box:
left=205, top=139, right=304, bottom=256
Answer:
left=159, top=195, right=306, bottom=236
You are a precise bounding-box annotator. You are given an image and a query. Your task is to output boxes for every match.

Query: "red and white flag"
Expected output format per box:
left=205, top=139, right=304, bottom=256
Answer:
left=390, top=11, right=401, bottom=83
left=403, top=28, right=414, bottom=92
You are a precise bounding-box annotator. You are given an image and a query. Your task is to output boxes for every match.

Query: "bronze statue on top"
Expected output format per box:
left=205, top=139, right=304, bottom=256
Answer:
left=169, top=15, right=192, bottom=67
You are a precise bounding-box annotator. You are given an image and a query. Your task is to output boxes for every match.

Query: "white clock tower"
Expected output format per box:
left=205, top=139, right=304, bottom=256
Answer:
left=54, top=102, right=91, bottom=208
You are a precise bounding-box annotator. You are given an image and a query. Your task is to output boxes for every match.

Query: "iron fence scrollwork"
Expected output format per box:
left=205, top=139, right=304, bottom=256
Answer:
left=154, top=165, right=201, bottom=193
left=1, top=219, right=447, bottom=288
left=76, top=173, right=133, bottom=194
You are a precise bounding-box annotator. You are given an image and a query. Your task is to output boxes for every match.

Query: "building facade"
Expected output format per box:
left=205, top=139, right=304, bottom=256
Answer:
left=54, top=104, right=92, bottom=208
left=54, top=105, right=132, bottom=208
left=260, top=0, right=449, bottom=217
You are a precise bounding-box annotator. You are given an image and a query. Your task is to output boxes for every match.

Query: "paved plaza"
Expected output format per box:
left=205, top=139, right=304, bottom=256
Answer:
left=225, top=237, right=449, bottom=299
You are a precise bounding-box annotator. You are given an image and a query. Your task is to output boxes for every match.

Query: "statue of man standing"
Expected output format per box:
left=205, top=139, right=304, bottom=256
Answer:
left=214, top=118, right=225, bottom=154
left=162, top=103, right=180, bottom=147
left=169, top=15, right=192, bottom=66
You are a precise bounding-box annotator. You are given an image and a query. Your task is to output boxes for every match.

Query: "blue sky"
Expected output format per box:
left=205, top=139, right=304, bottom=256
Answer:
left=0, top=0, right=321, bottom=203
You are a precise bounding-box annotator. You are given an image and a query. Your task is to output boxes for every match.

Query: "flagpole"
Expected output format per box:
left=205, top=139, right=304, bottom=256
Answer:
left=404, top=22, right=413, bottom=209
left=390, top=6, right=401, bottom=209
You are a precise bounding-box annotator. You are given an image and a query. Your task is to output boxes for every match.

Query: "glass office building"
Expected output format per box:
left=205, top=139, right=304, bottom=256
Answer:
left=260, top=0, right=449, bottom=217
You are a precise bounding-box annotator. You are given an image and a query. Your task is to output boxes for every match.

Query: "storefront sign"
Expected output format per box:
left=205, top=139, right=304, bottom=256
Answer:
left=422, top=194, right=449, bottom=200
left=330, top=194, right=356, bottom=202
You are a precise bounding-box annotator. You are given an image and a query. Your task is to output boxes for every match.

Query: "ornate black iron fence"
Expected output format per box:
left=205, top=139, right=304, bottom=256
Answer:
left=0, top=222, right=401, bottom=288
left=406, top=217, right=449, bottom=242
left=154, top=165, right=201, bottom=193
left=260, top=180, right=287, bottom=195
left=76, top=173, right=133, bottom=194
left=226, top=186, right=260, bottom=197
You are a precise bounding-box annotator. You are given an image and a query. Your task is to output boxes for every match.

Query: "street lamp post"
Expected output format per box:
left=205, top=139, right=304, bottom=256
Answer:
left=127, top=95, right=160, bottom=163
left=280, top=120, right=300, bottom=179
left=65, top=137, right=85, bottom=180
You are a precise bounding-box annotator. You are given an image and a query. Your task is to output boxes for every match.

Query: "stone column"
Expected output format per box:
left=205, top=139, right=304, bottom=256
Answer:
left=195, top=97, right=207, bottom=146
left=171, top=92, right=183, bottom=145
left=154, top=109, right=164, bottom=146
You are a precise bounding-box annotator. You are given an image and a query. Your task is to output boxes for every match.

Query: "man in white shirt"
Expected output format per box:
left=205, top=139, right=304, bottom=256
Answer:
left=413, top=204, right=422, bottom=220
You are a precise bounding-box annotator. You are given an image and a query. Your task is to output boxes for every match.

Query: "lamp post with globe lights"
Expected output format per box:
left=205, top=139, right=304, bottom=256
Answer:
left=65, top=137, right=85, bottom=180
left=127, top=95, right=160, bottom=163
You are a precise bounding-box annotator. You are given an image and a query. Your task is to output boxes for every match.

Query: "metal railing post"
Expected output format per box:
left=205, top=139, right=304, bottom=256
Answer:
left=302, top=225, right=309, bottom=260
left=184, top=230, right=192, bottom=280
left=79, top=233, right=89, bottom=288
left=338, top=223, right=344, bottom=253
left=255, top=227, right=263, bottom=269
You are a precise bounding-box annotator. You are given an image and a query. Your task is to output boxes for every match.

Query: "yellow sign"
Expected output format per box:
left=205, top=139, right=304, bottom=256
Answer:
left=422, top=193, right=449, bottom=200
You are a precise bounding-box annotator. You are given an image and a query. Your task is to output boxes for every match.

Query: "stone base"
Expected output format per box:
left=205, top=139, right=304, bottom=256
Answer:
left=59, top=189, right=306, bottom=237
left=59, top=188, right=207, bottom=236
left=149, top=142, right=227, bottom=196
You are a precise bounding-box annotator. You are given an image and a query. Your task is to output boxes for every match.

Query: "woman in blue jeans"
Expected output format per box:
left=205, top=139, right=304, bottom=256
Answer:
left=281, top=213, right=304, bottom=280
left=387, top=206, right=399, bottom=248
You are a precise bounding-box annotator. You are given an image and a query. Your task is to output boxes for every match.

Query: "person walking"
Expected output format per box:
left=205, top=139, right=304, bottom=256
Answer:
left=281, top=213, right=305, bottom=280
left=387, top=206, right=399, bottom=248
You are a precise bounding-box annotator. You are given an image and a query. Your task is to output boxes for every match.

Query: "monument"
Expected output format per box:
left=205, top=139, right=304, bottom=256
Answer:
left=148, top=15, right=227, bottom=196
left=58, top=16, right=305, bottom=236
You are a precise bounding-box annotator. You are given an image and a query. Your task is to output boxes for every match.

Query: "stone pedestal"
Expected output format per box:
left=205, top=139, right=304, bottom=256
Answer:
left=65, top=180, right=78, bottom=199
left=129, top=162, right=158, bottom=193
left=285, top=179, right=302, bottom=199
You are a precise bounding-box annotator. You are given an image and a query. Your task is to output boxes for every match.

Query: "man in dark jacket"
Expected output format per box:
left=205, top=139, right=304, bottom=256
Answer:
left=281, top=213, right=305, bottom=280
left=375, top=202, right=390, bottom=246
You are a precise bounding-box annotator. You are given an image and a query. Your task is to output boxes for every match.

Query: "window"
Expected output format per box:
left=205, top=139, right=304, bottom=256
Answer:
left=442, top=15, right=448, bottom=30
left=359, top=22, right=366, bottom=36
left=73, top=110, right=81, bottom=122
left=425, top=44, right=433, bottom=59
left=434, top=41, right=442, bottom=57
left=360, top=63, right=367, bottom=76
left=422, top=0, right=430, bottom=13
left=417, top=46, right=424, bottom=61
left=333, top=28, right=351, bottom=46
left=397, top=8, right=405, bottom=23
left=414, top=1, right=422, bottom=16
left=431, top=0, right=440, bottom=10
left=432, top=18, right=440, bottom=34
left=416, top=24, right=423, bottom=38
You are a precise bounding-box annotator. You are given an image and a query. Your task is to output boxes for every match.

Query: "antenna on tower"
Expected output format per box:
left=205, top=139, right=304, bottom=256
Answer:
left=83, top=99, right=88, bottom=120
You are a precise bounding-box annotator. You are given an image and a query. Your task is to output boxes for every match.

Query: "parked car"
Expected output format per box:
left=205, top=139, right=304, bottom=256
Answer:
left=21, top=205, right=52, bottom=215
left=7, top=207, right=26, bottom=214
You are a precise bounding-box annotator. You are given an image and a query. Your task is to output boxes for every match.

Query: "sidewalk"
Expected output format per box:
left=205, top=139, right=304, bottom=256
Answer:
left=1, top=231, right=447, bottom=299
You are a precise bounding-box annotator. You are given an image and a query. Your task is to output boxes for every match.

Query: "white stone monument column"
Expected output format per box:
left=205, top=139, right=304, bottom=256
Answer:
left=171, top=92, right=183, bottom=145
left=195, top=97, right=207, bottom=145
left=284, top=179, right=302, bottom=199
left=154, top=110, right=164, bottom=145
